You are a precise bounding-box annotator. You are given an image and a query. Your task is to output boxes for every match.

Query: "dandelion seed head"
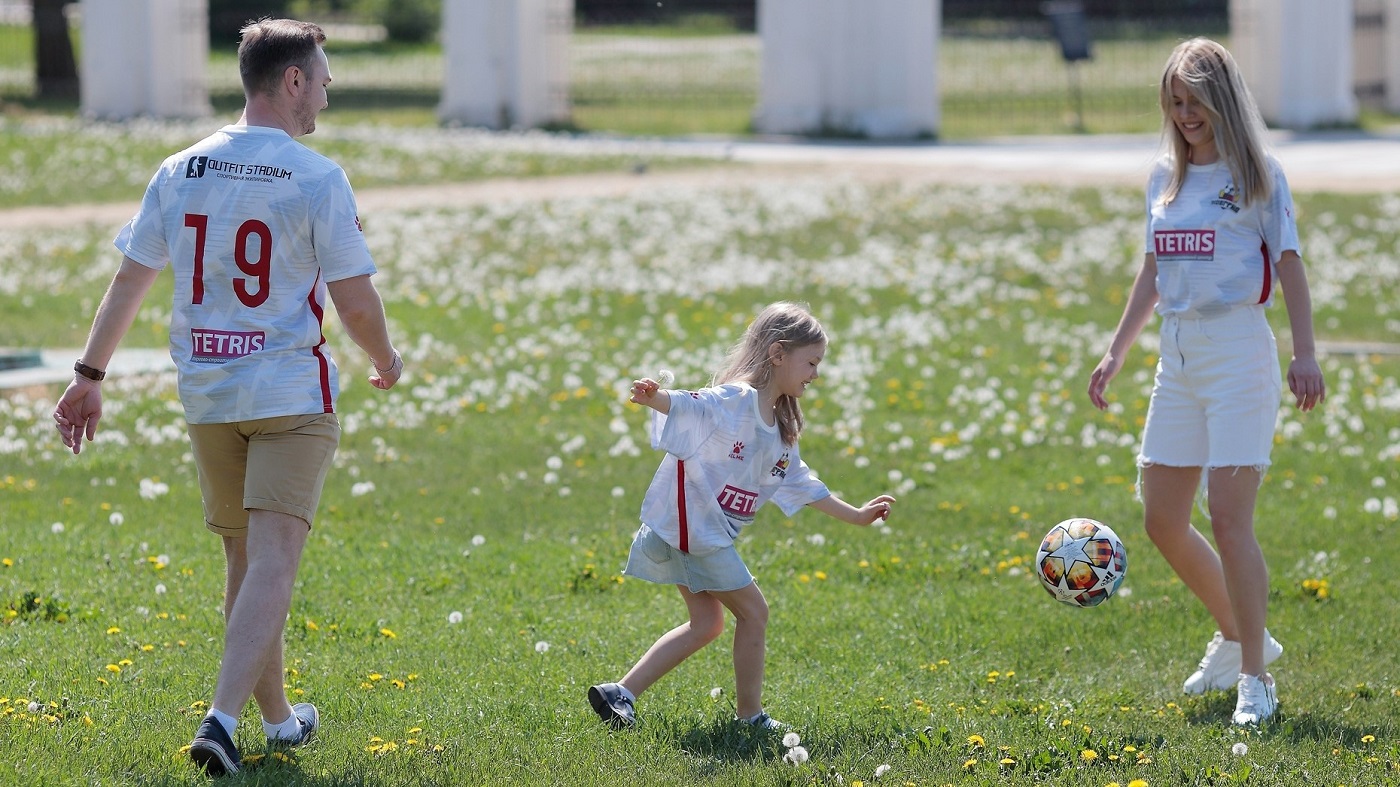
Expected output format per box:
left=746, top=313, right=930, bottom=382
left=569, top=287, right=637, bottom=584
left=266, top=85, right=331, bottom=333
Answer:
left=709, top=686, right=722, bottom=699
left=782, top=731, right=801, bottom=747
left=1232, top=742, right=1248, bottom=756
left=155, top=584, right=166, bottom=595
left=534, top=640, right=550, bottom=653
left=448, top=611, right=463, bottom=624
left=109, top=512, right=124, bottom=526
left=471, top=535, right=486, bottom=546
left=783, top=745, right=809, bottom=765
left=657, top=369, right=674, bottom=386
left=50, top=522, right=64, bottom=534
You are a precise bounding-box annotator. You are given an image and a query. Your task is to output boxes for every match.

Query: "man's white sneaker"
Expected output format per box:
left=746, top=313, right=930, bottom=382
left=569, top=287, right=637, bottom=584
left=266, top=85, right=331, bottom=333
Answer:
left=1232, top=673, right=1278, bottom=725
left=1183, top=630, right=1284, bottom=695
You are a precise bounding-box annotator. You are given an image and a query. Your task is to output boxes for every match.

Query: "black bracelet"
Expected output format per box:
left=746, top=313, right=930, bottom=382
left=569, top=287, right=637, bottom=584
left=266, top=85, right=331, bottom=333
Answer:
left=74, top=360, right=106, bottom=382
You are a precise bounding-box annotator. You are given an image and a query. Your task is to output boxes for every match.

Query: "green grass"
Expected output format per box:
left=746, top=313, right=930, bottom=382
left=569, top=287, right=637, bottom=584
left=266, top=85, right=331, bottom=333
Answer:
left=2, top=157, right=1400, bottom=784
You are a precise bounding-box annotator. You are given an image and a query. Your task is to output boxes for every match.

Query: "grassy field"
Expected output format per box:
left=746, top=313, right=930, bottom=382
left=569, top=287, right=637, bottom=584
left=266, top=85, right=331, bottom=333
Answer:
left=1, top=119, right=1399, bottom=785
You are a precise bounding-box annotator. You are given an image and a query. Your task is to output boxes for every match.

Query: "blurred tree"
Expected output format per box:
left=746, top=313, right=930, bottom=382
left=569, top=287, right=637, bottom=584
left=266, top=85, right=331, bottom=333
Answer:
left=33, top=0, right=77, bottom=99
left=209, top=0, right=291, bottom=46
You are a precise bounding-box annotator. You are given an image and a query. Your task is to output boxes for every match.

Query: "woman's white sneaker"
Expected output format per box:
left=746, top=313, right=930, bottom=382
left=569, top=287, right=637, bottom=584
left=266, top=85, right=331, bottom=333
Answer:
left=1232, top=673, right=1278, bottom=725
left=1183, top=630, right=1284, bottom=695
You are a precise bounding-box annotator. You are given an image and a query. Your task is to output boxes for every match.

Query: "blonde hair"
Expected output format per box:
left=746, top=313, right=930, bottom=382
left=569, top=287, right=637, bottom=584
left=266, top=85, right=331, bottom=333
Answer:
left=712, top=302, right=827, bottom=446
left=1157, top=37, right=1272, bottom=207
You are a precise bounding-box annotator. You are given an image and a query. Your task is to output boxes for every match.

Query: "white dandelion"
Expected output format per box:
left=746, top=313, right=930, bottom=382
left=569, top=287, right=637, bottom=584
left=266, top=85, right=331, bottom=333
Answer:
left=109, top=512, right=124, bottom=526
left=534, top=640, right=550, bottom=653
left=657, top=369, right=674, bottom=387
left=27, top=701, right=40, bottom=714
left=1232, top=742, right=1248, bottom=756
left=783, top=746, right=809, bottom=765
left=50, top=522, right=64, bottom=534
left=471, top=534, right=486, bottom=546
left=351, top=481, right=376, bottom=497
left=709, top=687, right=723, bottom=700
left=782, top=731, right=801, bottom=748
left=448, top=611, right=463, bottom=624
left=155, top=583, right=167, bottom=595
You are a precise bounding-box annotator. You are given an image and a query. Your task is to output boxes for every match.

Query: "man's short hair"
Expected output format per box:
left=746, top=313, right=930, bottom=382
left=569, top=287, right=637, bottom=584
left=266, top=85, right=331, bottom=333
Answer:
left=238, top=18, right=327, bottom=97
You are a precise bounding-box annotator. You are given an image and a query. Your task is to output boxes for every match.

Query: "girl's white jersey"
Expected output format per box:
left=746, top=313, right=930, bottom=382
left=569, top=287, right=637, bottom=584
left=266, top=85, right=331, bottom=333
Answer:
left=1145, top=155, right=1300, bottom=319
left=116, top=125, right=377, bottom=424
left=640, top=383, right=830, bottom=556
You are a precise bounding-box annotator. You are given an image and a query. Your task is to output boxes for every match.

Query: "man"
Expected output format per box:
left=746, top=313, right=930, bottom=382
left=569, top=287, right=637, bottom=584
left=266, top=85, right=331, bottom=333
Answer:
left=52, top=19, right=402, bottom=776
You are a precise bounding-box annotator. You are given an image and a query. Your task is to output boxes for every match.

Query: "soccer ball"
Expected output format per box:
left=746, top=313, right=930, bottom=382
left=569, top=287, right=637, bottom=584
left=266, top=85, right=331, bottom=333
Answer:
left=1034, top=517, right=1127, bottom=607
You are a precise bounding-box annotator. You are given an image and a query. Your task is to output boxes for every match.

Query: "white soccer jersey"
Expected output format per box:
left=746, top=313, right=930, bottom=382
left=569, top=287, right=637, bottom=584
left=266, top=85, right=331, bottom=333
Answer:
left=1144, top=155, right=1300, bottom=319
left=116, top=125, right=377, bottom=424
left=639, top=383, right=831, bottom=556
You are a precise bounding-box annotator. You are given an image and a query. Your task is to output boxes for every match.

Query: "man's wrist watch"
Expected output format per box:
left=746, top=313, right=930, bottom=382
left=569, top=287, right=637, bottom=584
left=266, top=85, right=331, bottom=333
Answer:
left=74, top=360, right=106, bottom=382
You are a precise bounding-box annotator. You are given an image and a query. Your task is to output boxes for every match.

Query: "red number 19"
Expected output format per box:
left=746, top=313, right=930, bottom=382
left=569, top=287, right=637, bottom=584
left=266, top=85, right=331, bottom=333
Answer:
left=184, top=213, right=272, bottom=308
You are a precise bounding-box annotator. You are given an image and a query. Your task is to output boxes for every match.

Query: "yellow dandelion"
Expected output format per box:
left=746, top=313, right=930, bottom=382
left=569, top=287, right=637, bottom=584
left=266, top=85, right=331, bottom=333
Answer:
left=242, top=753, right=266, bottom=765
left=368, top=673, right=383, bottom=681
left=106, top=626, right=121, bottom=635
left=1, top=558, right=12, bottom=567
left=999, top=757, right=1016, bottom=766
left=798, top=574, right=811, bottom=583
left=1081, top=749, right=1099, bottom=763
left=968, top=734, right=985, bottom=748
left=305, top=620, right=320, bottom=631
left=1362, top=734, right=1376, bottom=743
left=962, top=758, right=977, bottom=770
left=1128, top=780, right=1149, bottom=787
left=105, top=664, right=121, bottom=674
left=391, top=679, right=406, bottom=689
left=379, top=628, right=396, bottom=639
left=815, top=571, right=828, bottom=580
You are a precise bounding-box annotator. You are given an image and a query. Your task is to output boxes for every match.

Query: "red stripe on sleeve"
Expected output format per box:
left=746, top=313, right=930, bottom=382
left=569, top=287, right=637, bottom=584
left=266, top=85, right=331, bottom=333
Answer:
left=307, top=272, right=334, bottom=413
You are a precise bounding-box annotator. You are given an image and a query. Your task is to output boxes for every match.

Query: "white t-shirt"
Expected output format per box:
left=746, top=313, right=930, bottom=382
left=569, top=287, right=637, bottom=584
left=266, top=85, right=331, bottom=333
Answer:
left=1144, top=155, right=1300, bottom=319
left=639, top=383, right=831, bottom=556
left=116, top=125, right=377, bottom=424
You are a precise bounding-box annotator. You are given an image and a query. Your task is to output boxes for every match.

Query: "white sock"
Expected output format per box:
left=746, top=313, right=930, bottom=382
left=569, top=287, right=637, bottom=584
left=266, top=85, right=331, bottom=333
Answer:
left=263, top=712, right=301, bottom=740
left=207, top=708, right=238, bottom=738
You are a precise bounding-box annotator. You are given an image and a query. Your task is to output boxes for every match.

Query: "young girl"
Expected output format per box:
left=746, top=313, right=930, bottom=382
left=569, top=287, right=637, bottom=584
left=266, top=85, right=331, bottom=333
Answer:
left=1087, top=39, right=1325, bottom=726
left=588, top=302, right=896, bottom=730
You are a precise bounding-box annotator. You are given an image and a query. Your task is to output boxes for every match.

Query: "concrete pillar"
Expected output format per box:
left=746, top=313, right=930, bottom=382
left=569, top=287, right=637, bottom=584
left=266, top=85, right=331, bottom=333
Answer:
left=755, top=0, right=939, bottom=139
left=80, top=0, right=211, bottom=120
left=1230, top=0, right=1357, bottom=128
left=438, top=0, right=572, bottom=129
left=1386, top=0, right=1400, bottom=111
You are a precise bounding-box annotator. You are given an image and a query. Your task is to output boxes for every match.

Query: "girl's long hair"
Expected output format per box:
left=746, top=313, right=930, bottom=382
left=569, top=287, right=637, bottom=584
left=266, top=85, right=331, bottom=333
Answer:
left=712, top=302, right=827, bottom=446
left=1158, top=37, right=1272, bottom=207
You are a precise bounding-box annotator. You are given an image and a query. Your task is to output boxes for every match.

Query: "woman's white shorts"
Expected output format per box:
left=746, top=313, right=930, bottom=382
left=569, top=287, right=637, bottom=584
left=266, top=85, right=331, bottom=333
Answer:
left=1138, top=306, right=1283, bottom=470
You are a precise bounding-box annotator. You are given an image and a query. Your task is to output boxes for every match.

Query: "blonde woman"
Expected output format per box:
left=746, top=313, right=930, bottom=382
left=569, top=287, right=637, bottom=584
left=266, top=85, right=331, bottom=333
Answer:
left=1087, top=38, right=1325, bottom=725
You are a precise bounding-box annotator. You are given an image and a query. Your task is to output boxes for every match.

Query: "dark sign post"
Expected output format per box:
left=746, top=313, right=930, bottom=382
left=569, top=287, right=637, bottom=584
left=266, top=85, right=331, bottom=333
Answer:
left=1042, top=1, right=1092, bottom=131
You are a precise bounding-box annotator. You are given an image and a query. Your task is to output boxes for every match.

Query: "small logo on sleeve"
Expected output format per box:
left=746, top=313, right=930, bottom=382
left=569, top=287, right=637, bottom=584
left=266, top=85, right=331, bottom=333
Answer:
left=729, top=441, right=745, bottom=461
left=770, top=453, right=791, bottom=478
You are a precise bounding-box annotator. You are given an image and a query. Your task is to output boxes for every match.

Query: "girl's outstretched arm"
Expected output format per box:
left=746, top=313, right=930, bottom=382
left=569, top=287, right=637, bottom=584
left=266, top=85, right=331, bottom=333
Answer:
left=808, top=494, right=895, bottom=526
left=629, top=378, right=672, bottom=414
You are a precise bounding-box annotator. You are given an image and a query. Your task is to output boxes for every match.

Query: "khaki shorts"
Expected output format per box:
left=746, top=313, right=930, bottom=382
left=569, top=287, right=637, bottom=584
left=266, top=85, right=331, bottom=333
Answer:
left=187, top=413, right=341, bottom=536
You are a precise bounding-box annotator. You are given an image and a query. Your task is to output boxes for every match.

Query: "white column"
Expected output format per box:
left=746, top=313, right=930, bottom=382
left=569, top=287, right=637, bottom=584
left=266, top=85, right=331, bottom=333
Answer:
left=1230, top=0, right=1357, bottom=128
left=1386, top=0, right=1400, bottom=112
left=438, top=0, right=572, bottom=129
left=80, top=0, right=211, bottom=120
left=755, top=0, right=939, bottom=139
